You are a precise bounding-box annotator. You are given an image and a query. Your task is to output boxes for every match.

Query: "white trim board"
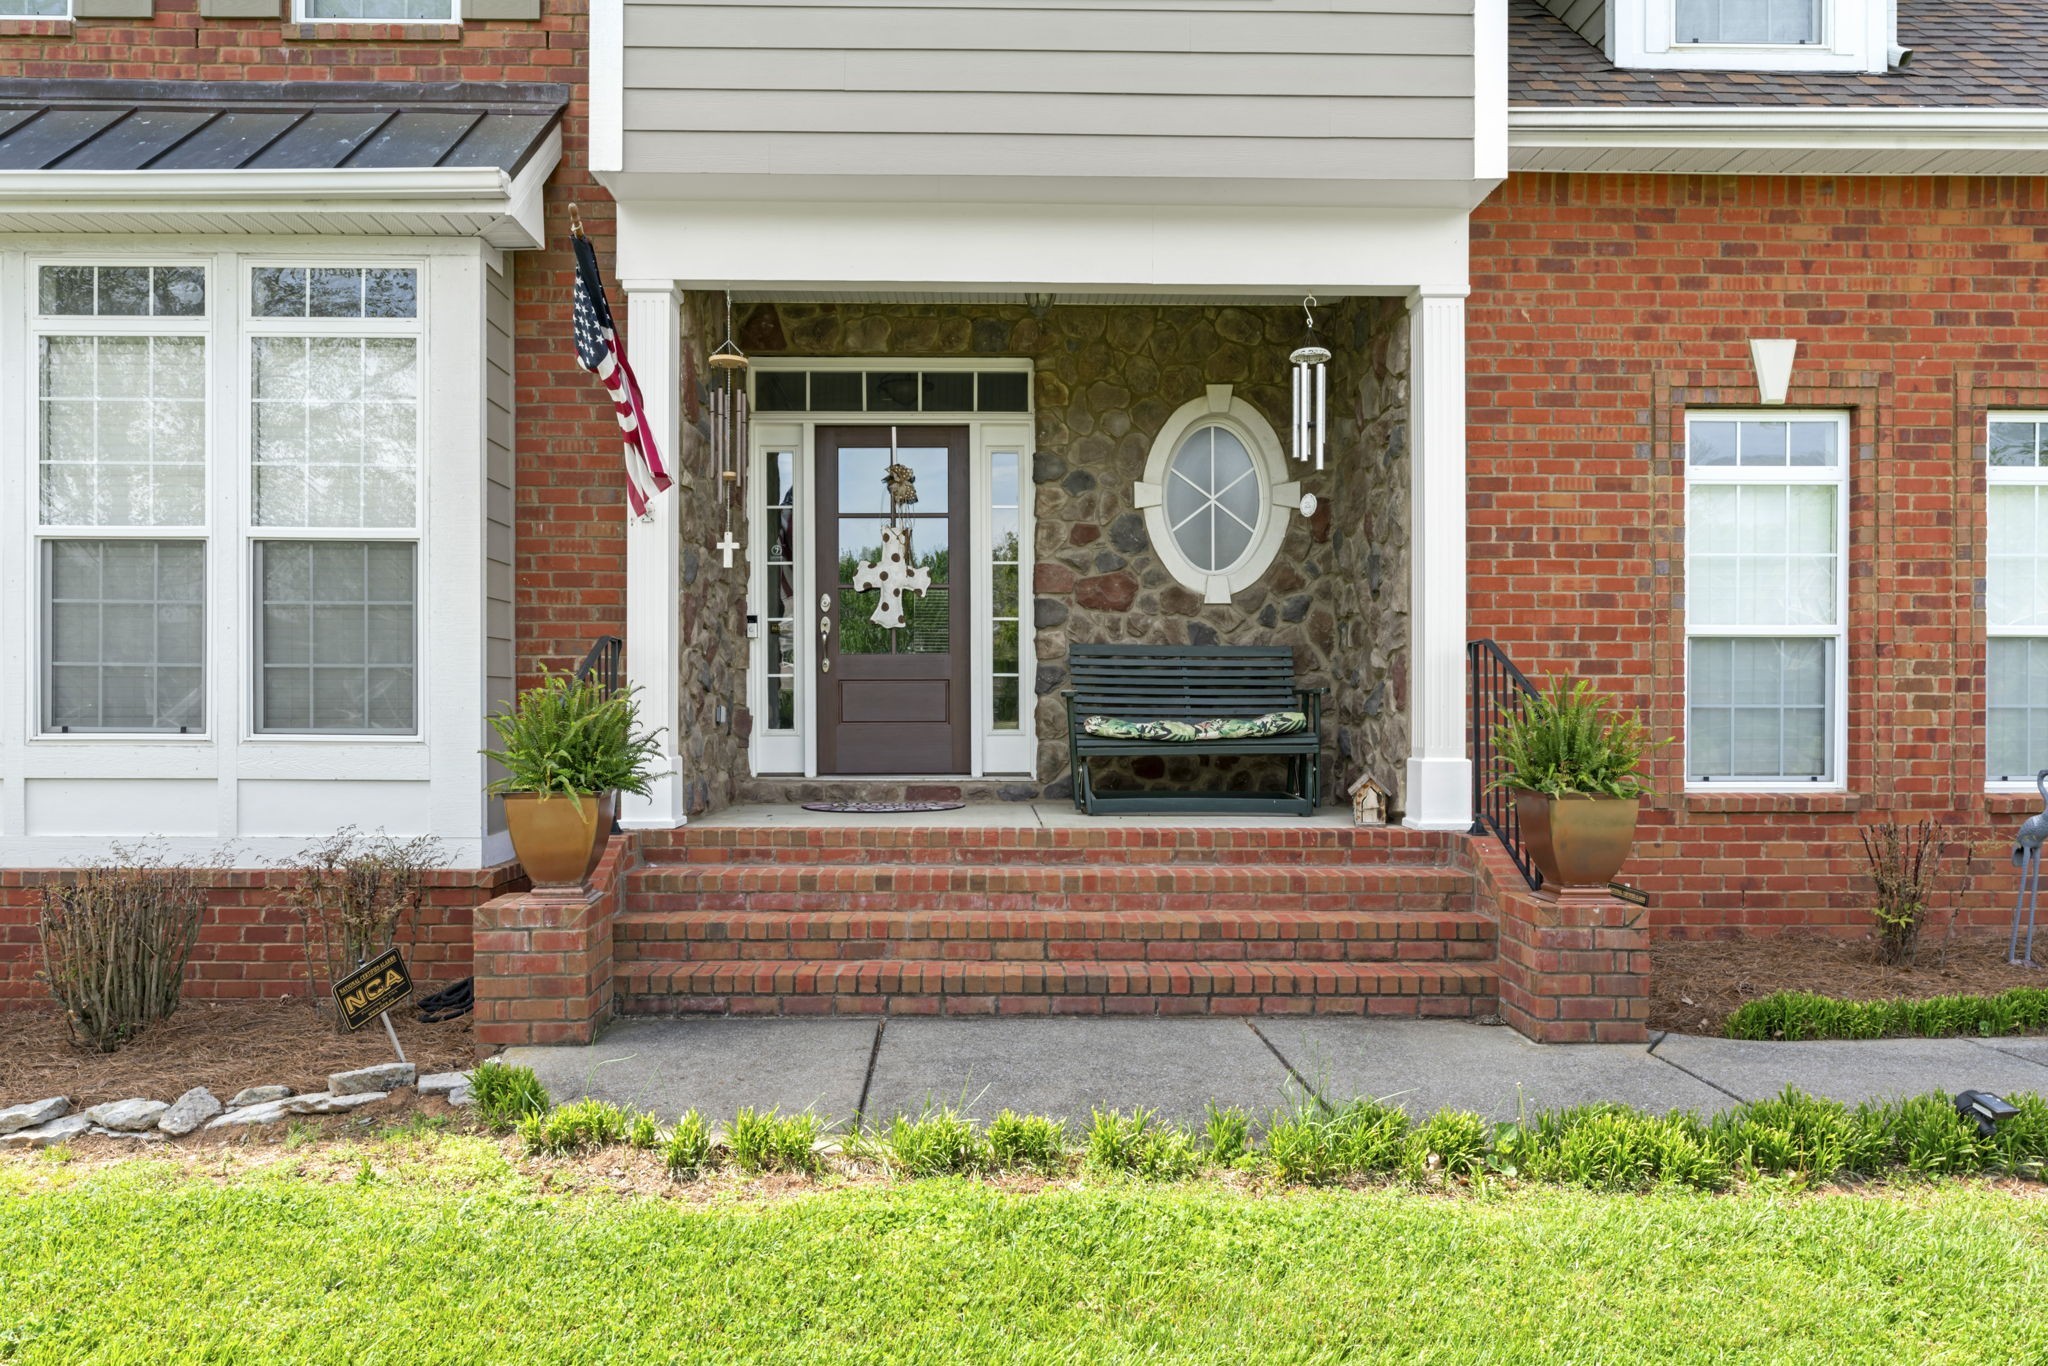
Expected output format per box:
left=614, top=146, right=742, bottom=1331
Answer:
left=1510, top=107, right=2048, bottom=177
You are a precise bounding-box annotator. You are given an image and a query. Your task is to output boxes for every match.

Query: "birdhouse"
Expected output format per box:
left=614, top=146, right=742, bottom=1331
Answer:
left=1348, top=775, right=1391, bottom=827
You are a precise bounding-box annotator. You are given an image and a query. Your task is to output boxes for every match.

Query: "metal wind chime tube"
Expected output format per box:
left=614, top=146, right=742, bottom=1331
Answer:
left=1290, top=295, right=1331, bottom=472
left=710, top=290, right=749, bottom=568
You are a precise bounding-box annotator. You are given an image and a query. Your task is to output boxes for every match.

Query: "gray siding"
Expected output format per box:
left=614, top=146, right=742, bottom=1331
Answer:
left=483, top=258, right=516, bottom=837
left=621, top=0, right=1481, bottom=189
left=1536, top=0, right=1605, bottom=47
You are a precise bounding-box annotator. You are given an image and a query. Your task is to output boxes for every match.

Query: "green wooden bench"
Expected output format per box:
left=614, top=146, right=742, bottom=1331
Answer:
left=1061, top=644, right=1326, bottom=816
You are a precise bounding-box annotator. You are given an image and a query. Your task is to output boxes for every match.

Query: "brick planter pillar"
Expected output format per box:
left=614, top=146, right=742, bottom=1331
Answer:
left=473, top=834, right=636, bottom=1052
left=1465, top=837, right=1650, bottom=1044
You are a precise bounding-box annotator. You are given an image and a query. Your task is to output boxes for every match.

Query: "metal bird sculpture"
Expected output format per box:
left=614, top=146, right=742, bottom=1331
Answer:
left=2009, top=768, right=2048, bottom=967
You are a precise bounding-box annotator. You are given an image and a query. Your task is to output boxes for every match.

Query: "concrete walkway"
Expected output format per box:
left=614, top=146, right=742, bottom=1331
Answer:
left=503, top=1019, right=2048, bottom=1128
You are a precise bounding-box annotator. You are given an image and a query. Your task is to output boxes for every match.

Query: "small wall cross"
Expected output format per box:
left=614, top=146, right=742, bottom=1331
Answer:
left=716, top=530, right=741, bottom=569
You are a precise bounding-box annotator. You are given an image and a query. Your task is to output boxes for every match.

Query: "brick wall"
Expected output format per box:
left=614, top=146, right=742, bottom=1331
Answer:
left=0, top=865, right=521, bottom=1007
left=1469, top=172, right=2048, bottom=937
left=473, top=832, right=633, bottom=1048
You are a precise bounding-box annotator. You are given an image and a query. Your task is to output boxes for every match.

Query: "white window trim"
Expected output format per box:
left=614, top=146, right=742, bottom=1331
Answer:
left=1612, top=0, right=1891, bottom=73
left=291, top=0, right=459, bottom=23
left=744, top=356, right=1036, bottom=781
left=1985, top=410, right=2048, bottom=792
left=27, top=256, right=216, bottom=743
left=1683, top=409, right=1851, bottom=792
left=240, top=258, right=428, bottom=744
left=1134, top=385, right=1299, bottom=606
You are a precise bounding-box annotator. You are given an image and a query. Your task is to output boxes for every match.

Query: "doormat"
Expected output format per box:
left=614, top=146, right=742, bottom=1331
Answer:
left=800, top=801, right=967, bottom=814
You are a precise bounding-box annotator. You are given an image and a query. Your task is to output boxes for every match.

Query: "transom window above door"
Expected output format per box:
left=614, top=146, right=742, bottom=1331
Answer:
left=754, top=369, right=1028, bottom=415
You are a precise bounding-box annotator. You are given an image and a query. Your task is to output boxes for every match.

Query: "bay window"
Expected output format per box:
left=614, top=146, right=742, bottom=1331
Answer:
left=1987, top=415, right=2048, bottom=784
left=1684, top=412, right=1848, bottom=786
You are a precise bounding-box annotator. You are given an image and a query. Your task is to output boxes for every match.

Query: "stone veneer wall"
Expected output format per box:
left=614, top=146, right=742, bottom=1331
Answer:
left=730, top=298, right=1411, bottom=805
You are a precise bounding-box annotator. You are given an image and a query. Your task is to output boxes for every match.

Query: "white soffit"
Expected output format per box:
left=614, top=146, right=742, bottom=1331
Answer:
left=1509, top=107, right=2048, bottom=177
left=0, top=127, right=562, bottom=248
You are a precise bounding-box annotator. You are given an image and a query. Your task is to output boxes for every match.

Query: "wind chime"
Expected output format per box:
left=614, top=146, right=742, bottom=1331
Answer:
left=849, top=426, right=932, bottom=630
left=710, top=291, right=749, bottom=568
left=1290, top=296, right=1330, bottom=473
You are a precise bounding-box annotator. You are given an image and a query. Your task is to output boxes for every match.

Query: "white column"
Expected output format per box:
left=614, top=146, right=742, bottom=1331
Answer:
left=1405, top=287, right=1474, bottom=831
left=619, top=282, right=686, bottom=828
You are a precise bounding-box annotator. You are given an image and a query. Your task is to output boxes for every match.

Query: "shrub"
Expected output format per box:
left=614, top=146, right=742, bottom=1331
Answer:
left=1491, top=677, right=1658, bottom=800
left=1403, top=1110, right=1490, bottom=1182
left=1725, top=988, right=2048, bottom=1042
left=626, top=1111, right=660, bottom=1150
left=1859, top=819, right=1947, bottom=967
left=728, top=1108, right=825, bottom=1176
left=663, top=1110, right=713, bottom=1178
left=38, top=847, right=209, bottom=1052
left=1202, top=1104, right=1253, bottom=1166
left=277, top=827, right=444, bottom=1028
left=483, top=668, right=664, bottom=804
left=987, top=1111, right=1067, bottom=1174
left=1084, top=1109, right=1204, bottom=1181
left=519, top=1098, right=631, bottom=1155
left=876, top=1108, right=988, bottom=1178
left=468, top=1062, right=551, bottom=1133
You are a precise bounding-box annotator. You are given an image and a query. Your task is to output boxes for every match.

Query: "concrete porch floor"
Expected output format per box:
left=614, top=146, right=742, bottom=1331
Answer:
left=502, top=1019, right=2048, bottom=1128
left=688, top=802, right=1366, bottom=830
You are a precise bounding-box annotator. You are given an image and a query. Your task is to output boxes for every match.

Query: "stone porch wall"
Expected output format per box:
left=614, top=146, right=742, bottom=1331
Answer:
left=730, top=298, right=1413, bottom=808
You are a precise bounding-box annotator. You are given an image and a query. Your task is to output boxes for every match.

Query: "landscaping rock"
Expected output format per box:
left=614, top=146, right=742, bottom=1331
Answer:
left=447, top=1085, right=474, bottom=1108
left=207, top=1098, right=297, bottom=1129
left=2, top=1115, right=91, bottom=1149
left=89, top=1126, right=166, bottom=1142
left=228, top=1085, right=292, bottom=1109
left=329, top=1063, right=415, bottom=1096
left=418, top=1072, right=469, bottom=1098
left=83, top=1098, right=169, bottom=1132
left=205, top=1090, right=388, bottom=1130
left=0, top=1097, right=69, bottom=1136
left=157, top=1087, right=223, bottom=1137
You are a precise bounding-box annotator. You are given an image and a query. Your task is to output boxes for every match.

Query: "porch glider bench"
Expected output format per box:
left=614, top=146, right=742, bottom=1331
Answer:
left=1062, top=644, right=1325, bottom=816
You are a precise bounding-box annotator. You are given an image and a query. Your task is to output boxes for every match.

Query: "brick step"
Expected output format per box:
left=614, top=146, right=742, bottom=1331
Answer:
left=638, top=824, right=1461, bottom=867
left=625, top=862, right=1474, bottom=915
left=614, top=908, right=1497, bottom=964
left=615, top=958, right=1500, bottom=1019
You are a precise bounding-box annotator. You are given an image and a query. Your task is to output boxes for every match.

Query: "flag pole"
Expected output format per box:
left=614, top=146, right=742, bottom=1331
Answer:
left=568, top=201, right=585, bottom=241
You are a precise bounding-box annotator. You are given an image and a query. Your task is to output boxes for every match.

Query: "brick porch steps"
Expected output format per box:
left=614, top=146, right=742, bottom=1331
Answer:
left=624, top=863, right=1475, bottom=916
left=615, top=959, right=1499, bottom=1018
left=636, top=824, right=1462, bottom=867
left=613, top=907, right=1497, bottom=963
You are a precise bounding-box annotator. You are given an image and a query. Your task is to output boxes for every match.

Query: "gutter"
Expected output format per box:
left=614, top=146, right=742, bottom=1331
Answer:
left=1510, top=105, right=2048, bottom=150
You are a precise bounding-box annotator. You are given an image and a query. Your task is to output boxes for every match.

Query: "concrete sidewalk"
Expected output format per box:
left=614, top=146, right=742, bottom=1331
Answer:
left=502, top=1019, right=2048, bottom=1127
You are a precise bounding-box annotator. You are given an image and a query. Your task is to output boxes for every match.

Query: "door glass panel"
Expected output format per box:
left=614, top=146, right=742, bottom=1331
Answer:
left=899, top=520, right=950, bottom=654
left=836, top=443, right=950, bottom=514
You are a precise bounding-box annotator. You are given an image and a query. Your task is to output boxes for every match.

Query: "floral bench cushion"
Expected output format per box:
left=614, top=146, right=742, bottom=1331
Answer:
left=1080, top=711, right=1309, bottom=743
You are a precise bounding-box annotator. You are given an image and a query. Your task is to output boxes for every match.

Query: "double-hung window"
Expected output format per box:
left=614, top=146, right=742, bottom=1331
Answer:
left=1674, top=0, right=1821, bottom=45
left=248, top=266, right=422, bottom=735
left=1685, top=412, right=1848, bottom=786
left=34, top=264, right=209, bottom=735
left=293, top=0, right=456, bottom=21
left=1986, top=415, right=2048, bottom=785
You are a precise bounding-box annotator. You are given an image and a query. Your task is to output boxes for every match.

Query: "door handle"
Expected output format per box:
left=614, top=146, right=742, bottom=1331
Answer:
left=819, top=608, right=832, bottom=672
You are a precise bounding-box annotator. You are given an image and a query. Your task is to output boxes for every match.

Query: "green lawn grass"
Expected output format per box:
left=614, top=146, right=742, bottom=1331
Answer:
left=3, top=1142, right=2047, bottom=1364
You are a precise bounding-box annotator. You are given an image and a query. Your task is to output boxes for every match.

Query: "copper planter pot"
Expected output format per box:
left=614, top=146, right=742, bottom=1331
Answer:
left=503, top=791, right=616, bottom=889
left=1512, top=791, right=1640, bottom=890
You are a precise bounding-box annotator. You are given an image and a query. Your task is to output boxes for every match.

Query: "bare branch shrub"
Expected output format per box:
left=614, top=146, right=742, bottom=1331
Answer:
left=38, top=846, right=210, bottom=1052
left=278, top=827, right=445, bottom=1026
left=1859, top=819, right=1946, bottom=967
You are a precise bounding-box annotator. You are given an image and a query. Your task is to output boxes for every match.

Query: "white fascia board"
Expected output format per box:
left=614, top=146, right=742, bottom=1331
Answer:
left=1510, top=105, right=2048, bottom=172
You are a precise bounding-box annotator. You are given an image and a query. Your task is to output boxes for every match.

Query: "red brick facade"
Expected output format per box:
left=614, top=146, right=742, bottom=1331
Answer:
left=1469, top=172, right=2048, bottom=938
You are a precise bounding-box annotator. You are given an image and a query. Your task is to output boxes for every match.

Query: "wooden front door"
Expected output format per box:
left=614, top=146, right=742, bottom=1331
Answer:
left=815, top=426, right=970, bottom=774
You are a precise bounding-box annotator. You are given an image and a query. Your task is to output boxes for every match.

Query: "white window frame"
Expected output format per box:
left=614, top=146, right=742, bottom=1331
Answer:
left=744, top=356, right=1036, bottom=780
left=1985, top=411, right=2048, bottom=792
left=291, top=0, right=459, bottom=24
left=1683, top=409, right=1851, bottom=792
left=1134, top=385, right=1299, bottom=606
left=241, top=258, right=429, bottom=742
left=1612, top=0, right=1890, bottom=73
left=27, top=256, right=215, bottom=742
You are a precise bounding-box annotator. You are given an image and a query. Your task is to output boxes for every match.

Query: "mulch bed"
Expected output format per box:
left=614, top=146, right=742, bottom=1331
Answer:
left=1652, top=930, right=2048, bottom=1036
left=0, top=998, right=473, bottom=1108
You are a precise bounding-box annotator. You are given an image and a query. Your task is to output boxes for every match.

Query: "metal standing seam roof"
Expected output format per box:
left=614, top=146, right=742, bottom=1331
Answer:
left=0, top=80, right=568, bottom=174
left=1511, top=0, right=2048, bottom=108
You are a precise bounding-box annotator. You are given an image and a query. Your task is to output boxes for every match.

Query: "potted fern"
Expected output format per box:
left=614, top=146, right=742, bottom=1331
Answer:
left=1493, top=678, right=1657, bottom=890
left=484, top=669, right=663, bottom=888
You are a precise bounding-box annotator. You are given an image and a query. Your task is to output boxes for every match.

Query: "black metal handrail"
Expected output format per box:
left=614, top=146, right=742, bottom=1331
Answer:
left=1469, top=638, right=1544, bottom=892
left=574, top=635, right=624, bottom=697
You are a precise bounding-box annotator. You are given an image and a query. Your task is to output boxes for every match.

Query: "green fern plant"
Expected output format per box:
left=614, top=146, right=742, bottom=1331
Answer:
left=482, top=668, right=664, bottom=810
left=1492, top=678, right=1659, bottom=800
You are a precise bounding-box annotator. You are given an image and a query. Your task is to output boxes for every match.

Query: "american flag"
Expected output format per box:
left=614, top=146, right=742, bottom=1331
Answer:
left=572, top=231, right=672, bottom=518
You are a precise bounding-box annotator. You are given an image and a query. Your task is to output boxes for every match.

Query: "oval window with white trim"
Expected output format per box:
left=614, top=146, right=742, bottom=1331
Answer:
left=1135, top=386, right=1296, bottom=604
